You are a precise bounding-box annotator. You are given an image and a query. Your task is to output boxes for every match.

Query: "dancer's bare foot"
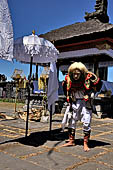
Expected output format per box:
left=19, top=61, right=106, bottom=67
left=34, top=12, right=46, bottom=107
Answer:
left=65, top=139, right=70, bottom=143
left=84, top=142, right=90, bottom=152
left=61, top=140, right=75, bottom=147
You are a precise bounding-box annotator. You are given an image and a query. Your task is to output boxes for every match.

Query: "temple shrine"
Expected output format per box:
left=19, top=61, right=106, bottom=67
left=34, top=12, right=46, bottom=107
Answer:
left=40, top=0, right=113, bottom=81
left=40, top=0, right=113, bottom=117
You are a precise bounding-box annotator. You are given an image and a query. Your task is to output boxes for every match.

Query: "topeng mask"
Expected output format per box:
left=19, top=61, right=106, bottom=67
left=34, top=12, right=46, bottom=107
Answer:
left=72, top=69, right=81, bottom=81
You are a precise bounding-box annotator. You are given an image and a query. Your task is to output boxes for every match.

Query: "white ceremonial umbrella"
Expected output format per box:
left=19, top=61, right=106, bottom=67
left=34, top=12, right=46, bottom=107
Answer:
left=14, top=31, right=58, bottom=64
left=14, top=31, right=59, bottom=137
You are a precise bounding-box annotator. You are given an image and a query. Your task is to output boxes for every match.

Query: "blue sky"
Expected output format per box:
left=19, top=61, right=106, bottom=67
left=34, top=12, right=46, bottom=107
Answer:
left=1, top=0, right=113, bottom=81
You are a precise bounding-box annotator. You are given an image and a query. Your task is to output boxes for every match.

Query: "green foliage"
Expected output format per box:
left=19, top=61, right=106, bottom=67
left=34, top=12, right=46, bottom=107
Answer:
left=43, top=95, right=47, bottom=101
left=0, top=98, right=25, bottom=104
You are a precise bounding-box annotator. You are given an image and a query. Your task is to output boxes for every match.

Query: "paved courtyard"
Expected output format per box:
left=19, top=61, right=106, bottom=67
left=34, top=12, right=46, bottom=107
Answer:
left=0, top=102, right=113, bottom=170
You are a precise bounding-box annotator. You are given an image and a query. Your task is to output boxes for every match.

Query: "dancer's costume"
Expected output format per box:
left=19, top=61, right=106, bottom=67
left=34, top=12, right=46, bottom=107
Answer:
left=62, top=62, right=101, bottom=146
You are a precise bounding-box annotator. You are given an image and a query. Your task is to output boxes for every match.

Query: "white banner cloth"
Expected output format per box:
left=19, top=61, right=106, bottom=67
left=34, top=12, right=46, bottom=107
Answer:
left=47, top=62, right=59, bottom=114
left=0, top=0, right=13, bottom=61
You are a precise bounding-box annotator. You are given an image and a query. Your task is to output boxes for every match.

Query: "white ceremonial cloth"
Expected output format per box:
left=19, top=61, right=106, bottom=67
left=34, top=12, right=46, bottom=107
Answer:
left=62, top=100, right=92, bottom=131
left=47, top=62, right=59, bottom=114
left=0, top=0, right=13, bottom=61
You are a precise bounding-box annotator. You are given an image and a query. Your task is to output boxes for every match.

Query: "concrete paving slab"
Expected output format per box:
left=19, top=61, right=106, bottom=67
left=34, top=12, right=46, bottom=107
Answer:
left=0, top=143, right=47, bottom=158
left=96, top=132, right=113, bottom=141
left=92, top=125, right=113, bottom=132
left=0, top=152, right=48, bottom=170
left=70, top=161, right=113, bottom=170
left=0, top=102, right=113, bottom=170
left=96, top=151, right=113, bottom=167
left=58, top=145, right=106, bottom=159
left=26, top=150, right=81, bottom=170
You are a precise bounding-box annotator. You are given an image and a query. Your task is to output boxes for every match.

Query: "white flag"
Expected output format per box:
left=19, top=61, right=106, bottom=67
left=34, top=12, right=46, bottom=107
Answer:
left=0, top=0, right=13, bottom=61
left=47, top=62, right=59, bottom=114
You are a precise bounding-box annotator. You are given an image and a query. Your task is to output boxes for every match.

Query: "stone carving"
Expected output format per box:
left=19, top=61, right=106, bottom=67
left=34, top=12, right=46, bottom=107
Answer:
left=84, top=0, right=109, bottom=23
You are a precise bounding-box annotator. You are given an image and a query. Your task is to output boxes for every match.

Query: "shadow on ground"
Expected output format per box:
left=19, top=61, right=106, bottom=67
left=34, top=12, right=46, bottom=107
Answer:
left=0, top=128, right=110, bottom=149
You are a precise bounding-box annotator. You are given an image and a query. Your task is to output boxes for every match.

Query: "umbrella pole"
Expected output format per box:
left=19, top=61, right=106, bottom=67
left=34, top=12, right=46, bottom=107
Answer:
left=36, top=63, right=38, bottom=80
left=25, top=56, right=33, bottom=137
left=49, top=104, right=52, bottom=135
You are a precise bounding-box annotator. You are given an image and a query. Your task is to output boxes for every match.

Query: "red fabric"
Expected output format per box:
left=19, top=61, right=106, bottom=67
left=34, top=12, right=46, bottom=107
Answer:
left=64, top=73, right=100, bottom=102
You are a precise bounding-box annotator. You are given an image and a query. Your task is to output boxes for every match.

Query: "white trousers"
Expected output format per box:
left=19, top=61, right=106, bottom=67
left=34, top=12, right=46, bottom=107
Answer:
left=62, top=100, right=92, bottom=132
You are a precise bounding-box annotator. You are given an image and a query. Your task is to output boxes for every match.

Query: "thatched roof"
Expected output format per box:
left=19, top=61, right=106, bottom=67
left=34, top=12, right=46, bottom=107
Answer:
left=40, top=19, right=113, bottom=42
